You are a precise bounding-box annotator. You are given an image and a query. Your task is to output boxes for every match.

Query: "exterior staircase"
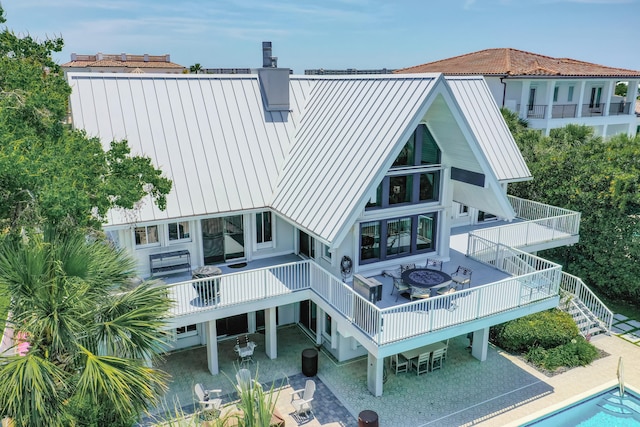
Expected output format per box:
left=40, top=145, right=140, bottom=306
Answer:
left=559, top=272, right=613, bottom=337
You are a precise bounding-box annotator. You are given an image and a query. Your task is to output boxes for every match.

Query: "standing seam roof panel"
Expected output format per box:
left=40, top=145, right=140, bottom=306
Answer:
left=272, top=77, right=438, bottom=243
left=446, top=76, right=531, bottom=182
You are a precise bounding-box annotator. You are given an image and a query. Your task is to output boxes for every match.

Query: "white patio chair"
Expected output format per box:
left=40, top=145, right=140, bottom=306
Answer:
left=235, top=368, right=260, bottom=394
left=451, top=266, right=472, bottom=290
left=194, top=383, right=222, bottom=415
left=411, top=352, right=430, bottom=376
left=290, top=379, right=316, bottom=418
left=391, top=354, right=409, bottom=374
left=430, top=348, right=445, bottom=372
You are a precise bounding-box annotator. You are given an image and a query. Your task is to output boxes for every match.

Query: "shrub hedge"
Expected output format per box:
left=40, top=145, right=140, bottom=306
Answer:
left=491, top=309, right=599, bottom=372
left=491, top=309, right=580, bottom=353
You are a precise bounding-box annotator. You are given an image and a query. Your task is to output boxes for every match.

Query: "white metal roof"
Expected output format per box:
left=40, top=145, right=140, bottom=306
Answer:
left=271, top=75, right=439, bottom=244
left=68, top=72, right=528, bottom=246
left=445, top=76, right=531, bottom=183
left=68, top=73, right=313, bottom=225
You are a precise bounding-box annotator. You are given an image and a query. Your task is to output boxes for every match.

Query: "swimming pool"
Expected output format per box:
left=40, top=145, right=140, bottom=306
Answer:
left=523, top=387, right=640, bottom=426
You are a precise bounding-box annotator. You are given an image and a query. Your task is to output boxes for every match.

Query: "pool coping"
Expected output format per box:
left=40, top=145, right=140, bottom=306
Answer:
left=505, top=379, right=640, bottom=426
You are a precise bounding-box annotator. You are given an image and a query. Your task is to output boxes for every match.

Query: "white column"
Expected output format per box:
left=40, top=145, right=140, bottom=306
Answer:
left=519, top=80, right=531, bottom=119
left=544, top=80, right=556, bottom=120
left=471, top=327, right=490, bottom=362
left=264, top=307, right=277, bottom=360
left=247, top=311, right=256, bottom=334
left=205, top=320, right=219, bottom=375
left=576, top=81, right=586, bottom=117
left=315, top=308, right=323, bottom=346
left=366, top=352, right=384, bottom=397
left=330, top=318, right=338, bottom=349
left=604, top=80, right=615, bottom=117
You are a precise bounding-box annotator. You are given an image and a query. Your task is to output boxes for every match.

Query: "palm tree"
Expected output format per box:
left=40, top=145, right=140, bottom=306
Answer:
left=189, top=63, right=203, bottom=74
left=0, top=228, right=172, bottom=427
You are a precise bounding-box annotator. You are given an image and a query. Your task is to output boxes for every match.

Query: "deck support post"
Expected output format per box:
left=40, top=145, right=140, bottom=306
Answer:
left=367, top=352, right=384, bottom=397
left=471, top=327, right=489, bottom=362
left=205, top=319, right=219, bottom=375
left=264, top=307, right=277, bottom=359
left=315, top=307, right=323, bottom=345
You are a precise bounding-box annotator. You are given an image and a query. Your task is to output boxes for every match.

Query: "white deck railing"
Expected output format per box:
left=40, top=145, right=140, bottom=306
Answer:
left=469, top=196, right=581, bottom=250
left=164, top=257, right=560, bottom=345
left=560, top=272, right=613, bottom=334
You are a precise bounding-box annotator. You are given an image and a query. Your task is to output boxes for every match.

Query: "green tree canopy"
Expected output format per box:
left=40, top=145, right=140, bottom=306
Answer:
left=507, top=120, right=640, bottom=303
left=0, top=7, right=171, bottom=231
left=0, top=228, right=172, bottom=426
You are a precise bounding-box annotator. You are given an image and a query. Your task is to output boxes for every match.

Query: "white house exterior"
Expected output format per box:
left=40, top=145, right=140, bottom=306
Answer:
left=67, top=64, right=591, bottom=396
left=396, top=48, right=640, bottom=138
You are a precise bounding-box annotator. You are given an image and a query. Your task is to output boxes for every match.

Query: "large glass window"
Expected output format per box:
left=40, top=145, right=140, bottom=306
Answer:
left=419, top=172, right=439, bottom=202
left=360, top=221, right=381, bottom=261
left=389, top=175, right=412, bottom=205
left=368, top=125, right=441, bottom=210
left=360, top=213, right=437, bottom=264
left=386, top=217, right=412, bottom=256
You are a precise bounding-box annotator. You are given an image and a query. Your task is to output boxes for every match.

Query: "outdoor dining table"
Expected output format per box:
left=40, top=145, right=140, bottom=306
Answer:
left=401, top=268, right=452, bottom=297
left=400, top=341, right=447, bottom=361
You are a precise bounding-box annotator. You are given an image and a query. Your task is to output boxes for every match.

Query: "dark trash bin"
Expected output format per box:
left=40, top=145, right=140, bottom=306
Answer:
left=358, top=410, right=379, bottom=427
left=192, top=266, right=222, bottom=304
left=301, top=348, right=318, bottom=377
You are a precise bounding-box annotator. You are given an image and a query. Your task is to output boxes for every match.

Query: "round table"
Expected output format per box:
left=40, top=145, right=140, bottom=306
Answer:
left=401, top=268, right=452, bottom=291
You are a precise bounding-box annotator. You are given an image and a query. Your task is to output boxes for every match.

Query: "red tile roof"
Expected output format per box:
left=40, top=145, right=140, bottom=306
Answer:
left=395, top=48, right=640, bottom=78
left=61, top=54, right=185, bottom=69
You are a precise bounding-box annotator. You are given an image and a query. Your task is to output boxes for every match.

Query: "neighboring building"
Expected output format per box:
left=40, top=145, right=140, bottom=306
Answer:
left=305, top=68, right=395, bottom=75
left=66, top=44, right=601, bottom=397
left=61, top=52, right=186, bottom=74
left=395, top=48, right=640, bottom=137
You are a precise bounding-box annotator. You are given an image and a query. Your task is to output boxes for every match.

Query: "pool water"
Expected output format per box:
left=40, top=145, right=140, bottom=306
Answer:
left=524, top=387, right=640, bottom=426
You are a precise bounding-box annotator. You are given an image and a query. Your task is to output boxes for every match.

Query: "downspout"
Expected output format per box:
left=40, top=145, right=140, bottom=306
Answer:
left=500, top=75, right=507, bottom=107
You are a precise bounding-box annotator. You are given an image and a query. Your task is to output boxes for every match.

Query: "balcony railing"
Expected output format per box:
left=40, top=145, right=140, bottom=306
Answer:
left=468, top=196, right=580, bottom=250
left=551, top=104, right=578, bottom=119
left=525, top=105, right=546, bottom=119
left=608, top=101, right=631, bottom=116
left=516, top=102, right=632, bottom=120
left=164, top=248, right=561, bottom=346
left=581, top=104, right=605, bottom=117
left=560, top=272, right=613, bottom=333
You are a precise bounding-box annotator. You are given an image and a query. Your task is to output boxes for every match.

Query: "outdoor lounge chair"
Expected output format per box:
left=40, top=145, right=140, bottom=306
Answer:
left=290, top=379, right=315, bottom=418
left=194, top=383, right=222, bottom=415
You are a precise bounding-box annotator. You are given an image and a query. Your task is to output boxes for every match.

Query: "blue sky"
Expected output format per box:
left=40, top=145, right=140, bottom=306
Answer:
left=4, top=0, right=639, bottom=74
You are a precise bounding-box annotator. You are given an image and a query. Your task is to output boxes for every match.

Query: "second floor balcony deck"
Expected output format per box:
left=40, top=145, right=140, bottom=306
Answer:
left=154, top=196, right=580, bottom=354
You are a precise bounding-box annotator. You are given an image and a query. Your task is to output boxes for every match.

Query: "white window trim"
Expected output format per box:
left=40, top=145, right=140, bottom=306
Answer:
left=134, top=225, right=160, bottom=249
left=322, top=244, right=332, bottom=262
left=167, top=221, right=192, bottom=245
left=255, top=211, right=275, bottom=250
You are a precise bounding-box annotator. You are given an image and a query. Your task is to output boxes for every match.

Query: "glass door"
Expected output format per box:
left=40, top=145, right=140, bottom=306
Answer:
left=202, top=215, right=245, bottom=264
